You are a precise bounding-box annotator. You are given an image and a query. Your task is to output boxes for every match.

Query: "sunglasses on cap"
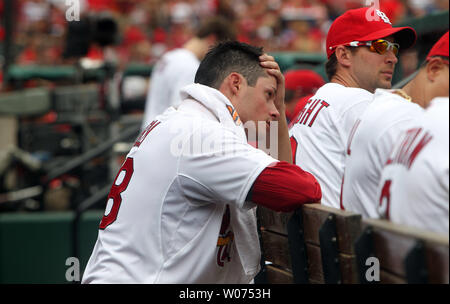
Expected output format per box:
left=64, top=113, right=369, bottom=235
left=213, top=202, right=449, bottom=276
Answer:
left=348, top=39, right=400, bottom=56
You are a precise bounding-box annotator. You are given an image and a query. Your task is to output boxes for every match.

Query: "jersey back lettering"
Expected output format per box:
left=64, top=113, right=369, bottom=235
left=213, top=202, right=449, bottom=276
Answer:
left=290, top=83, right=373, bottom=208
left=378, top=97, right=449, bottom=233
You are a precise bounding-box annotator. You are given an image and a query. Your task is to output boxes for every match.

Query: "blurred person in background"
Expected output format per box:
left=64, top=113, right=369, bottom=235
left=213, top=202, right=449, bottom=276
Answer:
left=283, top=69, right=325, bottom=125
left=141, top=16, right=236, bottom=129
left=399, top=48, right=419, bottom=78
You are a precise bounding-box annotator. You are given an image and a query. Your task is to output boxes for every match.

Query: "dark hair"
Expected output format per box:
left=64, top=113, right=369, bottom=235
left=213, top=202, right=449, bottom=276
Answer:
left=325, top=53, right=338, bottom=81
left=195, top=16, right=236, bottom=42
left=194, top=41, right=267, bottom=89
left=325, top=47, right=358, bottom=81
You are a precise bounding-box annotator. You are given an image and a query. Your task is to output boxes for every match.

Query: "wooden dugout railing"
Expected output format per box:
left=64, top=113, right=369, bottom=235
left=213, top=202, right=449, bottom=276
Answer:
left=256, top=204, right=449, bottom=284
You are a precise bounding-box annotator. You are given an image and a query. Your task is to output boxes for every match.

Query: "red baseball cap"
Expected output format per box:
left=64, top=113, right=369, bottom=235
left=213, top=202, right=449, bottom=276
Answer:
left=427, top=31, right=449, bottom=60
left=284, top=70, right=326, bottom=94
left=123, top=26, right=147, bottom=45
left=326, top=7, right=417, bottom=58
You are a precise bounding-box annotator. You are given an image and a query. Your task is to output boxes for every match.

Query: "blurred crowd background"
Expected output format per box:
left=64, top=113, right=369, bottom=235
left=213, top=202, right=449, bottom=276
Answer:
left=1, top=0, right=449, bottom=82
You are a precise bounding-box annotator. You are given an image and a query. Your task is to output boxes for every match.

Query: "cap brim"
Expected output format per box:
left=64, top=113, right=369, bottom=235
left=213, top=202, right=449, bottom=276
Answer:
left=358, top=26, right=417, bottom=51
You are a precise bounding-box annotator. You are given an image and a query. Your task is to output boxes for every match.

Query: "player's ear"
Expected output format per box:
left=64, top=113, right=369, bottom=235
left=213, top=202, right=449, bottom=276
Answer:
left=218, top=72, right=243, bottom=99
left=228, top=72, right=243, bottom=95
left=335, top=46, right=353, bottom=68
left=426, top=57, right=447, bottom=82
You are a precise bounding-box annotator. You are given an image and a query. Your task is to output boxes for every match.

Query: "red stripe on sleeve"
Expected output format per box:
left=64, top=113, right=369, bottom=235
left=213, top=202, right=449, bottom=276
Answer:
left=250, top=162, right=322, bottom=212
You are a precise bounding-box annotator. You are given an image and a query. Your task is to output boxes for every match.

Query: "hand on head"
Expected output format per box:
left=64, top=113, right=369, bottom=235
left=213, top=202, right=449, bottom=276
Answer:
left=259, top=54, right=285, bottom=112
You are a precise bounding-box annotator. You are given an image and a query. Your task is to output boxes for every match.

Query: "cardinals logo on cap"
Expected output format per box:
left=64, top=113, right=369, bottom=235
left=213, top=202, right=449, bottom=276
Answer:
left=375, top=9, right=391, bottom=24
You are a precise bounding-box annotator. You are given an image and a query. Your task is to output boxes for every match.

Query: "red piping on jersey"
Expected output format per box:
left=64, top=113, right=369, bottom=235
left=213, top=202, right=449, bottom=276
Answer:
left=340, top=174, right=345, bottom=210
left=250, top=162, right=322, bottom=212
left=290, top=136, right=298, bottom=164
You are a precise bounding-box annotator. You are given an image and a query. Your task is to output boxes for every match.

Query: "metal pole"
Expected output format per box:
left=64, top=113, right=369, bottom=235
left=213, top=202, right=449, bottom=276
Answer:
left=44, top=123, right=140, bottom=183
left=2, top=0, right=14, bottom=87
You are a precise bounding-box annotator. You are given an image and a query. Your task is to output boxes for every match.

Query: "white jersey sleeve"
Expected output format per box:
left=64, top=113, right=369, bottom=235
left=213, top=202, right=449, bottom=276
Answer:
left=341, top=89, right=424, bottom=218
left=378, top=97, right=449, bottom=234
left=289, top=83, right=373, bottom=208
left=178, top=120, right=278, bottom=209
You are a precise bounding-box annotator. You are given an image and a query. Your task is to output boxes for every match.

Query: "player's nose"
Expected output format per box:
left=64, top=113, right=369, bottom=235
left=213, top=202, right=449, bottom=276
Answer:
left=385, top=50, right=398, bottom=65
left=270, top=108, right=280, bottom=120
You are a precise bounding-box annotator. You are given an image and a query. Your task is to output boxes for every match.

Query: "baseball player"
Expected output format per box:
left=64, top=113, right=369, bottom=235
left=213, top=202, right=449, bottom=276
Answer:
left=379, top=97, right=449, bottom=234
left=289, top=7, right=416, bottom=208
left=141, top=17, right=236, bottom=130
left=82, top=41, right=321, bottom=284
left=342, top=31, right=449, bottom=218
left=377, top=36, right=449, bottom=234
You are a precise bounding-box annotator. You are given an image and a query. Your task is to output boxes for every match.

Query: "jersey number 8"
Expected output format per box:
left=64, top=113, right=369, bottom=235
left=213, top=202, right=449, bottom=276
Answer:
left=99, top=157, right=134, bottom=229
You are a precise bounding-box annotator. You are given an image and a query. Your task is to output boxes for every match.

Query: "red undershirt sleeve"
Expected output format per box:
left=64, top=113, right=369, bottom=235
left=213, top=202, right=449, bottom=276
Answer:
left=248, top=161, right=322, bottom=212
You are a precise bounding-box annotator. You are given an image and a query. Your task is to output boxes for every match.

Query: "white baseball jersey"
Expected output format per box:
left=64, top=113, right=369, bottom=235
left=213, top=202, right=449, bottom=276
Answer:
left=378, top=97, right=449, bottom=234
left=341, top=89, right=423, bottom=218
left=82, top=83, right=278, bottom=283
left=289, top=83, right=373, bottom=208
left=142, top=49, right=200, bottom=129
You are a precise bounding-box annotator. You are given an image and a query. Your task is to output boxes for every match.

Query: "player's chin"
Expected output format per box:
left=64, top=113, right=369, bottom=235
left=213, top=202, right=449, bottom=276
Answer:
left=380, top=74, right=394, bottom=87
left=378, top=79, right=393, bottom=89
